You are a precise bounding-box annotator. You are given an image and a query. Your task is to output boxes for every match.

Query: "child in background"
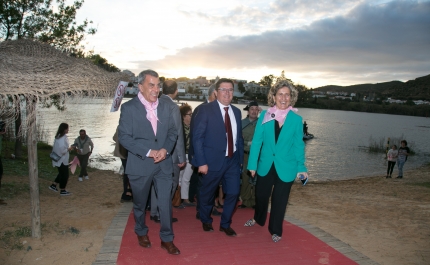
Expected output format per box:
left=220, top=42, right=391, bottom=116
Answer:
left=386, top=145, right=398, bottom=178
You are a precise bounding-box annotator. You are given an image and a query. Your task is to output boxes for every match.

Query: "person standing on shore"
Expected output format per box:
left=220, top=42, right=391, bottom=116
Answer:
left=113, top=126, right=131, bottom=202
left=49, top=123, right=74, bottom=196
left=74, top=129, right=94, bottom=182
left=397, top=140, right=410, bottom=179
left=191, top=78, right=244, bottom=237
left=118, top=69, right=180, bottom=255
left=244, top=79, right=308, bottom=243
left=386, top=145, right=398, bottom=178
left=150, top=80, right=185, bottom=223
left=238, top=101, right=260, bottom=209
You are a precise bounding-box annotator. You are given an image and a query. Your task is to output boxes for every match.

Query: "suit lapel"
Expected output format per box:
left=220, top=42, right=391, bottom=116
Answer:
left=132, top=97, right=155, bottom=138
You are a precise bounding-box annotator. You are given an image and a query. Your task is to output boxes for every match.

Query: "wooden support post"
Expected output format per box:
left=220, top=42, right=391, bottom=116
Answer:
left=27, top=98, right=41, bottom=238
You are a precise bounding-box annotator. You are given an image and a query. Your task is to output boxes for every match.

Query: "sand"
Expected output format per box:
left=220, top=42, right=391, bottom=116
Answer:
left=0, top=165, right=429, bottom=265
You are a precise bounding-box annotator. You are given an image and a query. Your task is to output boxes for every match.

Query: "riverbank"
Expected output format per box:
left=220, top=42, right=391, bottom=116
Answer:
left=0, top=165, right=429, bottom=265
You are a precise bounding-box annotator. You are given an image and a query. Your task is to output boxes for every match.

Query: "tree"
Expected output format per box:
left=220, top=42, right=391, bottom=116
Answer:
left=1, top=0, right=96, bottom=158
left=238, top=81, right=246, bottom=93
left=274, top=70, right=292, bottom=84
left=1, top=0, right=96, bottom=54
left=259, top=74, right=274, bottom=88
left=87, top=53, right=120, bottom=72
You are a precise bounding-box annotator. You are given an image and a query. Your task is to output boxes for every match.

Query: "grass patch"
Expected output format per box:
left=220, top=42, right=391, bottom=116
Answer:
left=0, top=225, right=32, bottom=250
left=0, top=182, right=30, bottom=200
left=410, top=182, right=430, bottom=188
left=366, top=134, right=416, bottom=155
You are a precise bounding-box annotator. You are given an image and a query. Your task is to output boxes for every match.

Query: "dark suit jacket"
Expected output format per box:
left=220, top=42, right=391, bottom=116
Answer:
left=191, top=100, right=244, bottom=171
left=158, top=95, right=186, bottom=164
left=118, top=97, right=178, bottom=176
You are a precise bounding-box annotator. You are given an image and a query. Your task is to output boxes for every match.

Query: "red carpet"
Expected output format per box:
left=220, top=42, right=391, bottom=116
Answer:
left=117, top=207, right=357, bottom=265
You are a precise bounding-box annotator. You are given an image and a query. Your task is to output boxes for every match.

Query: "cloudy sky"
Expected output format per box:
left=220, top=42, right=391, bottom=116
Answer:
left=76, top=0, right=430, bottom=88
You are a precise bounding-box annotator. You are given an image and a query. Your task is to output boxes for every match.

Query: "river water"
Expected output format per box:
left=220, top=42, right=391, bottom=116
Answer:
left=37, top=98, right=430, bottom=181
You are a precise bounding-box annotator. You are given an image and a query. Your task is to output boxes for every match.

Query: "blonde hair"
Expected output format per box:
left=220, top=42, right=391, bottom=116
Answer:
left=267, top=79, right=298, bottom=107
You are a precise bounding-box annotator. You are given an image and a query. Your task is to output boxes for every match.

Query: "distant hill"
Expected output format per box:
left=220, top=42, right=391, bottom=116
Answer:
left=314, top=74, right=430, bottom=100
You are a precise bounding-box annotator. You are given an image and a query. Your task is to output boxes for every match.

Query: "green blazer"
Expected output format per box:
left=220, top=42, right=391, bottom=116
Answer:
left=247, top=110, right=307, bottom=182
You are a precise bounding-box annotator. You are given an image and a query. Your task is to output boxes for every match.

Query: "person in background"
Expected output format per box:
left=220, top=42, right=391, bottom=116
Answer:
left=179, top=104, right=195, bottom=206
left=303, top=121, right=308, bottom=136
left=238, top=101, right=260, bottom=209
left=118, top=69, right=180, bottom=255
left=397, top=140, right=410, bottom=179
left=113, top=126, right=131, bottom=202
left=49, top=123, right=74, bottom=196
left=150, top=80, right=185, bottom=223
left=191, top=78, right=244, bottom=237
left=0, top=121, right=5, bottom=190
left=245, top=79, right=308, bottom=243
left=74, top=129, right=94, bottom=182
left=386, top=145, right=398, bottom=178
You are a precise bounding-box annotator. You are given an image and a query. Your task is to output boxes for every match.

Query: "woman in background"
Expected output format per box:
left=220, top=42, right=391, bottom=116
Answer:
left=49, top=123, right=73, bottom=196
left=245, top=79, right=308, bottom=243
left=386, top=145, right=398, bottom=178
left=179, top=104, right=195, bottom=206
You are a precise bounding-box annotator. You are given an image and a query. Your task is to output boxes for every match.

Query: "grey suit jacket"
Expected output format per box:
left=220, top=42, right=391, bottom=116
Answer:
left=159, top=95, right=186, bottom=164
left=118, top=97, right=178, bottom=176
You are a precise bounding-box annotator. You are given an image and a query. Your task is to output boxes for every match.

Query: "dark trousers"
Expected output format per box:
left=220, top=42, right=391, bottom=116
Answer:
left=54, top=163, right=69, bottom=189
left=77, top=153, right=90, bottom=177
left=121, top=158, right=131, bottom=200
left=199, top=152, right=240, bottom=228
left=387, top=161, right=396, bottom=176
left=254, top=164, right=294, bottom=237
left=188, top=167, right=199, bottom=202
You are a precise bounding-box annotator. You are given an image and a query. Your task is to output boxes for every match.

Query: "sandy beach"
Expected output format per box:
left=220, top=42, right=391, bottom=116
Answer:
left=0, top=165, right=429, bottom=265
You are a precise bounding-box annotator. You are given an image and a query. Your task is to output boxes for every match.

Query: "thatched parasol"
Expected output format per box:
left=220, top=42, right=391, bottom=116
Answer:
left=0, top=39, right=131, bottom=237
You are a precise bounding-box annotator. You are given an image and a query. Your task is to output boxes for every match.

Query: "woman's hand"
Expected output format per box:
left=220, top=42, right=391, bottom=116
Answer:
left=249, top=170, right=256, bottom=177
left=296, top=172, right=309, bottom=180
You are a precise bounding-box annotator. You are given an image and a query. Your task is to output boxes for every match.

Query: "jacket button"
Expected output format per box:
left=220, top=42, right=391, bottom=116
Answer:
left=155, top=139, right=157, bottom=142
left=273, top=154, right=275, bottom=156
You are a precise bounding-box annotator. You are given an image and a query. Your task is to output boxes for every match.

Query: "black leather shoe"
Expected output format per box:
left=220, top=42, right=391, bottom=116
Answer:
left=219, top=226, right=237, bottom=237
left=238, top=204, right=247, bottom=209
left=212, top=208, right=221, bottom=216
left=150, top=216, right=161, bottom=223
left=172, top=217, right=178, bottom=222
left=202, top=223, right=214, bottom=232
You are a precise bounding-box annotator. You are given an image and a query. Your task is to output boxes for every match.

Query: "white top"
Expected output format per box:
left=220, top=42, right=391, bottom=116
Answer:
left=387, top=149, right=398, bottom=162
left=52, top=135, right=70, bottom=167
left=217, top=100, right=237, bottom=155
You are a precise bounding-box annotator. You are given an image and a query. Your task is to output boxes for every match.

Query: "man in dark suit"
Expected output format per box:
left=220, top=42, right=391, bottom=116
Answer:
left=150, top=80, right=186, bottom=222
left=118, top=70, right=181, bottom=255
left=191, top=78, right=244, bottom=237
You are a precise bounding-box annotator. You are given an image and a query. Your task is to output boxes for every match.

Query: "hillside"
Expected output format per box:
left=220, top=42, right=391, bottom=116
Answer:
left=314, top=74, right=430, bottom=100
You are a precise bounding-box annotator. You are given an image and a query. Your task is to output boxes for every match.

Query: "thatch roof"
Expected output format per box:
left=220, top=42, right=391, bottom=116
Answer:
left=0, top=39, right=131, bottom=126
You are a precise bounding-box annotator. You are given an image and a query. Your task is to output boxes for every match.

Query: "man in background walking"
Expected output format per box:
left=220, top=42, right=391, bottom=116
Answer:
left=74, top=129, right=94, bottom=182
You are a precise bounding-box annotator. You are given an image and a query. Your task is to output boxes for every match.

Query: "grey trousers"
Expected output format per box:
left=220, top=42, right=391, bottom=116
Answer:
left=151, top=163, right=180, bottom=217
left=128, top=166, right=174, bottom=242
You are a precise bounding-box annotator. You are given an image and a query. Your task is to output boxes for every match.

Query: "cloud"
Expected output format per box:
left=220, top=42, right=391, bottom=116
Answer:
left=135, top=1, right=430, bottom=86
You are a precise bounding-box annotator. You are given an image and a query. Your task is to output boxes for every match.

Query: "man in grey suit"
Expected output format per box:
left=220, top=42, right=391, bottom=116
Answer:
left=150, top=80, right=186, bottom=222
left=118, top=70, right=181, bottom=255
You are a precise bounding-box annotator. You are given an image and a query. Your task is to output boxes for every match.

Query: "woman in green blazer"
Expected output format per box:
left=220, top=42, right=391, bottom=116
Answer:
left=244, top=79, right=308, bottom=243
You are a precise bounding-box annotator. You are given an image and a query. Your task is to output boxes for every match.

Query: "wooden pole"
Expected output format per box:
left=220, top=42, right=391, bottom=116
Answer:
left=27, top=98, right=41, bottom=238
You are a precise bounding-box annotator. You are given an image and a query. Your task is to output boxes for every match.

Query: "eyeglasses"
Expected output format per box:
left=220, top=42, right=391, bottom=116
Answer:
left=218, top=88, right=234, bottom=93
left=185, top=112, right=193, bottom=116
